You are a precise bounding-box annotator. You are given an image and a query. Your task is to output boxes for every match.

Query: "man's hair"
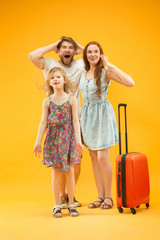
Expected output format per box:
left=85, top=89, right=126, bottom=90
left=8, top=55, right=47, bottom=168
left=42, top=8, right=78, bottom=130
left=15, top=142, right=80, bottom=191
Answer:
left=57, top=36, right=77, bottom=50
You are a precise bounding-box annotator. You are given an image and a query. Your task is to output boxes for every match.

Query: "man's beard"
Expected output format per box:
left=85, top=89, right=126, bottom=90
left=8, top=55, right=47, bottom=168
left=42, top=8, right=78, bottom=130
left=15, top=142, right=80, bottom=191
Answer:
left=60, top=55, right=74, bottom=66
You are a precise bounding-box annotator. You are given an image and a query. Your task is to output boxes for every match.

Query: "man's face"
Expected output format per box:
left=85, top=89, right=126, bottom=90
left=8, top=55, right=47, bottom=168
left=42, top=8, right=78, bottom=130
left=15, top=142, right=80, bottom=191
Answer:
left=58, top=41, right=75, bottom=66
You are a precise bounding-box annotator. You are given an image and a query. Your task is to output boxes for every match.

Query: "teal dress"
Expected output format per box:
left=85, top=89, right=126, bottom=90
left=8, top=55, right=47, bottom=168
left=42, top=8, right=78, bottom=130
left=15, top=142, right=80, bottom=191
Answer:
left=79, top=68, right=118, bottom=150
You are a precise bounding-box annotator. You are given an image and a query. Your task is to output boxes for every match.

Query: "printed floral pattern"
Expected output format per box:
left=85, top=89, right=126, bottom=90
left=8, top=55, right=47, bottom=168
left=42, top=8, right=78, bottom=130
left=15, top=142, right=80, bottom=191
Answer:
left=42, top=100, right=80, bottom=172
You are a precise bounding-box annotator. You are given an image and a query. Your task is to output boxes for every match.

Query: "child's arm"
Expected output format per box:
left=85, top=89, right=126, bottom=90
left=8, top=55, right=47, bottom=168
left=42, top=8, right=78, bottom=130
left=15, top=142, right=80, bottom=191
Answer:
left=70, top=96, right=84, bottom=156
left=33, top=98, right=49, bottom=157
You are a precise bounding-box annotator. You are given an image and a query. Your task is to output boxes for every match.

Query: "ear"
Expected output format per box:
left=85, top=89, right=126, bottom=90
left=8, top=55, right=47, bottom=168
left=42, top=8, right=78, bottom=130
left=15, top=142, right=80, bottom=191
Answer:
left=57, top=49, right=60, bottom=55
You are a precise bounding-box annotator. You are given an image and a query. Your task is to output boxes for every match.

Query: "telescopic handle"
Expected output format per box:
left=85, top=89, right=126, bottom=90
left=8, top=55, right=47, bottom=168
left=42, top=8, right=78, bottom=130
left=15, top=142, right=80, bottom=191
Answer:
left=118, top=103, right=128, bottom=155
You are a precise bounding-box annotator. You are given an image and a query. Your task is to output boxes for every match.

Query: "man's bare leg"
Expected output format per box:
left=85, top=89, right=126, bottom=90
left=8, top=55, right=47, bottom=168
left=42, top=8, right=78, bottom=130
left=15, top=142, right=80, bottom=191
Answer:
left=59, top=164, right=81, bottom=207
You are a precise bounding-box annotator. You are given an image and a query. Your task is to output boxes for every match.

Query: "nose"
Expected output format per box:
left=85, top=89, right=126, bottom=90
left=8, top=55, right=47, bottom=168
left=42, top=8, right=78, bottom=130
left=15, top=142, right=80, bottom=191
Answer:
left=66, top=47, right=70, bottom=52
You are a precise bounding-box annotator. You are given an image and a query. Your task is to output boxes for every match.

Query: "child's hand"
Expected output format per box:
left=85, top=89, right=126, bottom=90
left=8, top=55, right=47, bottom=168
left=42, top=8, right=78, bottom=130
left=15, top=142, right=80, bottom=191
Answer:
left=75, top=143, right=84, bottom=158
left=33, top=144, right=42, bottom=157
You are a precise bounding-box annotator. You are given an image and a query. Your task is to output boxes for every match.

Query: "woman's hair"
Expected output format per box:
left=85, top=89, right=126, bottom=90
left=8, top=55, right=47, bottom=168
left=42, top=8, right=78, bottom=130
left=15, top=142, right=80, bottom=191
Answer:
left=45, top=67, right=73, bottom=96
left=83, top=41, right=106, bottom=98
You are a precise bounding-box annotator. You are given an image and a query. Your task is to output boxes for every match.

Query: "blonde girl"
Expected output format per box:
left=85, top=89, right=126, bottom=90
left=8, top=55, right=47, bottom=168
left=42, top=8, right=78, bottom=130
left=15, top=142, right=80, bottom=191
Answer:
left=33, top=67, right=83, bottom=217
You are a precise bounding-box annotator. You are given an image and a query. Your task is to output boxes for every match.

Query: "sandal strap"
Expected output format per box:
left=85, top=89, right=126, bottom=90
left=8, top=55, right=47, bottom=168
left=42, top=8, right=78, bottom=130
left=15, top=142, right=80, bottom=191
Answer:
left=97, top=197, right=104, bottom=202
left=104, top=197, right=113, bottom=203
left=102, top=202, right=112, bottom=208
left=53, top=209, right=62, bottom=214
left=91, top=197, right=103, bottom=204
left=53, top=205, right=61, bottom=209
left=68, top=208, right=78, bottom=213
left=68, top=204, right=75, bottom=208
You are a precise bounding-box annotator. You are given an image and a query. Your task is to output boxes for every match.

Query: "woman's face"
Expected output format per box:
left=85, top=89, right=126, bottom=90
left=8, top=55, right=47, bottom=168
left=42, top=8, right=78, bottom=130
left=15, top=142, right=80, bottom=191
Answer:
left=86, top=44, right=101, bottom=66
left=50, top=70, right=65, bottom=90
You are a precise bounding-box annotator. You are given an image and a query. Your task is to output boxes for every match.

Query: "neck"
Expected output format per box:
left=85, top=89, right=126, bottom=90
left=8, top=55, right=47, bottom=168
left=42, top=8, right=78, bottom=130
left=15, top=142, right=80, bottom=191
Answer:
left=53, top=88, right=66, bottom=96
left=89, top=64, right=96, bottom=73
left=59, top=60, right=72, bottom=68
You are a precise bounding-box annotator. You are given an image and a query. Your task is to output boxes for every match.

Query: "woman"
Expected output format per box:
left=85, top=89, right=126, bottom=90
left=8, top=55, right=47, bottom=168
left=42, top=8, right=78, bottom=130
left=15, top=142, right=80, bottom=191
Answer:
left=79, top=41, right=134, bottom=209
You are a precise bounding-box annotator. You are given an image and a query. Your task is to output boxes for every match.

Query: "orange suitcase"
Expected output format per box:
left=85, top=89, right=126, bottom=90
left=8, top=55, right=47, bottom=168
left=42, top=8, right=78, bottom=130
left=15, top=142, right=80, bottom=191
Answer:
left=116, top=104, right=150, bottom=214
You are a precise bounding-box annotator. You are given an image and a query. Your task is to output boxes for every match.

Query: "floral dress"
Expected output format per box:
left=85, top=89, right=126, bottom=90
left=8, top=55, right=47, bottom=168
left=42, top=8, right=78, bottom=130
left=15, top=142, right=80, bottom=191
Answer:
left=42, top=96, right=80, bottom=172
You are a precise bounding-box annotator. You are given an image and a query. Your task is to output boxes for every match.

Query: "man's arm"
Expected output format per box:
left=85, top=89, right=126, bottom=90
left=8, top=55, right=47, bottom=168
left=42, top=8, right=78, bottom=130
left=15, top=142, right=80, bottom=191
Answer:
left=75, top=41, right=84, bottom=55
left=28, top=40, right=60, bottom=70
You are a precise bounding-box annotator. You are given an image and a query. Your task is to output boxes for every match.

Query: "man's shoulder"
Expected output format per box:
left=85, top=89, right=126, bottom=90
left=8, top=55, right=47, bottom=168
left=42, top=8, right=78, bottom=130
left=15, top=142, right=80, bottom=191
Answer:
left=44, top=57, right=59, bottom=66
left=42, top=58, right=60, bottom=73
left=72, top=58, right=84, bottom=69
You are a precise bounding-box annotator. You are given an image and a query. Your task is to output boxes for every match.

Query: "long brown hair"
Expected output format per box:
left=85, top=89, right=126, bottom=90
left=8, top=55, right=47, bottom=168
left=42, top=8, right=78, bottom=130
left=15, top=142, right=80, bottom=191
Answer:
left=46, top=67, right=73, bottom=96
left=83, top=41, right=104, bottom=98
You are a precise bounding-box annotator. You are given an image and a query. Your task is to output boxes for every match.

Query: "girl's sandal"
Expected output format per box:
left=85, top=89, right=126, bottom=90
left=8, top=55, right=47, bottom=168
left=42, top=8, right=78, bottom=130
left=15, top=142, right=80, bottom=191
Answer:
left=100, top=197, right=114, bottom=209
left=88, top=197, right=104, bottom=208
left=53, top=205, right=62, bottom=218
left=68, top=204, right=79, bottom=217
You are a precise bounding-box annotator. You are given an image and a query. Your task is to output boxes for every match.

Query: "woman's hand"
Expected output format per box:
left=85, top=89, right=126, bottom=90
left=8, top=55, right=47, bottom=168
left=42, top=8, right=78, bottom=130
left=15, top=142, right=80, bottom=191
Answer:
left=100, top=54, right=108, bottom=65
left=75, top=143, right=84, bottom=158
left=33, top=144, right=42, bottom=157
left=101, top=54, right=115, bottom=69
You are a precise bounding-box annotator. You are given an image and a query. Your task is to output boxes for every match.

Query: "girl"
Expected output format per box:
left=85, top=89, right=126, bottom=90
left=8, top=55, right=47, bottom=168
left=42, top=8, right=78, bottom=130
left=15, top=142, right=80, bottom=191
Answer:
left=79, top=41, right=134, bottom=209
left=33, top=67, right=83, bottom=217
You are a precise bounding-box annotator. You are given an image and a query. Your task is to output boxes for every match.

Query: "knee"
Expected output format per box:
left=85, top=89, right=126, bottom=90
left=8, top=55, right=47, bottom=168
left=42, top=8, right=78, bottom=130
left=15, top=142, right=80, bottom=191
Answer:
left=97, top=156, right=108, bottom=167
left=52, top=167, right=61, bottom=179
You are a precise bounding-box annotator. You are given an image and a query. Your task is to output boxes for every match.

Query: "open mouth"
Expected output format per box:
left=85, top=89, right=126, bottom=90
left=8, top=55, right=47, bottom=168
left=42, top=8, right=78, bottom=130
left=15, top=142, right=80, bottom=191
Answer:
left=64, top=55, right=71, bottom=59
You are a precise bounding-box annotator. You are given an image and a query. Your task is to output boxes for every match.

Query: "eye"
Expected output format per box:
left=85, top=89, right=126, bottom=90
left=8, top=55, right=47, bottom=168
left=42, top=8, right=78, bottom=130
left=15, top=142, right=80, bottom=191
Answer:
left=88, top=50, right=91, bottom=54
left=62, top=46, right=66, bottom=49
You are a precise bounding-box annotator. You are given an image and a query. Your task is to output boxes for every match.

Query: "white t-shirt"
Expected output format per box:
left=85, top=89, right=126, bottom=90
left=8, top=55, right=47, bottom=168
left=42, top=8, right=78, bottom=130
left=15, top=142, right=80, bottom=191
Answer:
left=42, top=58, right=84, bottom=115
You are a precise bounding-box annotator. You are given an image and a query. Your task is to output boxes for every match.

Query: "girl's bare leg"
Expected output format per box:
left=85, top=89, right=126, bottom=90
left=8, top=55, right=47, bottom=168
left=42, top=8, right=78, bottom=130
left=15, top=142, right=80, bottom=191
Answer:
left=65, top=164, right=79, bottom=216
left=52, top=167, right=62, bottom=217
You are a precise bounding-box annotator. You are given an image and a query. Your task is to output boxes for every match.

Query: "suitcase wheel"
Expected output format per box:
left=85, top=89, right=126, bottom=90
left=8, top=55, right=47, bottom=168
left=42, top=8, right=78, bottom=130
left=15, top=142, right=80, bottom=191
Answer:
left=117, top=207, right=123, bottom=213
left=130, top=208, right=136, bottom=214
left=146, top=203, right=149, bottom=209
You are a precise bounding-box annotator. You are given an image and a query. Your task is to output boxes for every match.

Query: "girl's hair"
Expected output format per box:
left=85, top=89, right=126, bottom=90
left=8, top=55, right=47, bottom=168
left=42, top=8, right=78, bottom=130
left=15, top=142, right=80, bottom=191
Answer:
left=45, top=67, right=73, bottom=96
left=83, top=41, right=106, bottom=98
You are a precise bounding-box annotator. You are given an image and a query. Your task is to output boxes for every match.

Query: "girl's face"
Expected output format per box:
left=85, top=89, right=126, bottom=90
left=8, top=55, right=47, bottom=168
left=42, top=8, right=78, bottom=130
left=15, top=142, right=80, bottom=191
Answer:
left=50, top=70, right=65, bottom=90
left=87, top=44, right=101, bottom=66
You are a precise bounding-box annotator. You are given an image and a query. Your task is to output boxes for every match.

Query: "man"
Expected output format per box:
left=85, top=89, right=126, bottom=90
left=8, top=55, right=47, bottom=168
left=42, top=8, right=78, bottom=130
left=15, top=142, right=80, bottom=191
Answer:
left=28, top=36, right=84, bottom=207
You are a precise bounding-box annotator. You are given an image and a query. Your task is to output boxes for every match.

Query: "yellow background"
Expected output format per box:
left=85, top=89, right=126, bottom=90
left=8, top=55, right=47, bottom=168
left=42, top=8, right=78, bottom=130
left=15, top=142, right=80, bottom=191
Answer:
left=0, top=0, right=160, bottom=239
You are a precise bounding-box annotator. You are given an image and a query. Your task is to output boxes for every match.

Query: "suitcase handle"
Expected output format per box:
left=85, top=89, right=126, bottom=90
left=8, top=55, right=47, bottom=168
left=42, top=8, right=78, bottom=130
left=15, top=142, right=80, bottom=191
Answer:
left=118, top=103, right=128, bottom=155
